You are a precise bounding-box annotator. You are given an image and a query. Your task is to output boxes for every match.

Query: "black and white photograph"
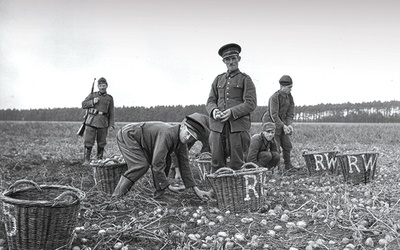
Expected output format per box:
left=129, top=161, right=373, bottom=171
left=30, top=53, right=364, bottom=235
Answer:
left=1, top=0, right=399, bottom=249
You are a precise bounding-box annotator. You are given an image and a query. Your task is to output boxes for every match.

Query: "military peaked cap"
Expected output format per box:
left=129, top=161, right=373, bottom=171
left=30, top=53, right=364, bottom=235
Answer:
left=218, top=43, right=241, bottom=58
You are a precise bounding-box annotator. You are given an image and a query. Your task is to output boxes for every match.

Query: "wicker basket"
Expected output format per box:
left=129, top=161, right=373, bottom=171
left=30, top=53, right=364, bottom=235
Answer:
left=0, top=180, right=85, bottom=250
left=337, top=152, right=379, bottom=184
left=92, top=159, right=128, bottom=194
left=206, top=162, right=268, bottom=213
left=194, top=152, right=212, bottom=188
left=302, top=149, right=339, bottom=176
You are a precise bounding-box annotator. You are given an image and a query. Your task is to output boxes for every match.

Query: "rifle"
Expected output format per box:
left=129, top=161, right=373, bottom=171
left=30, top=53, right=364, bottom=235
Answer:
left=77, top=78, right=96, bottom=136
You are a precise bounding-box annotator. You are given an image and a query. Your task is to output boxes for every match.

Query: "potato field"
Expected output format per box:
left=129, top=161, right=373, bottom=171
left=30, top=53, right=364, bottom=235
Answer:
left=0, top=121, right=400, bottom=250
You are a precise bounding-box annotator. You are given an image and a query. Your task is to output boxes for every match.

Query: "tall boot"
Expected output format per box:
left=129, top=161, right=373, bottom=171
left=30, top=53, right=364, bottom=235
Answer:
left=97, top=147, right=104, bottom=160
left=283, top=150, right=294, bottom=170
left=112, top=176, right=134, bottom=197
left=83, top=147, right=92, bottom=166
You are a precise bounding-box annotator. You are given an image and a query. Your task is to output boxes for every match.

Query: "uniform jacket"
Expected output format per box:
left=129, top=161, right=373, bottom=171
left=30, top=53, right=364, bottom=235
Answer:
left=206, top=69, right=257, bottom=133
left=247, top=133, right=278, bottom=163
left=120, top=122, right=196, bottom=190
left=82, top=91, right=115, bottom=128
left=262, top=90, right=294, bottom=134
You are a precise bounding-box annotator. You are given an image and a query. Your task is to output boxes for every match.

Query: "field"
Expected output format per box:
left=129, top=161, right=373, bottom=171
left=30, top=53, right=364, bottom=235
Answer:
left=1, top=121, right=400, bottom=250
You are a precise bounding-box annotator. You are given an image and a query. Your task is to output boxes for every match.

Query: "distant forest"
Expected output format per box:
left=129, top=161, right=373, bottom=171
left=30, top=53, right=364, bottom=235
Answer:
left=1, top=100, right=400, bottom=123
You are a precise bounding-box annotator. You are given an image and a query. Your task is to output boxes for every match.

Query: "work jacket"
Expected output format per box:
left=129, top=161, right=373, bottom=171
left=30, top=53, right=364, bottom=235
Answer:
left=247, top=133, right=278, bottom=164
left=262, top=90, right=294, bottom=135
left=121, top=122, right=196, bottom=190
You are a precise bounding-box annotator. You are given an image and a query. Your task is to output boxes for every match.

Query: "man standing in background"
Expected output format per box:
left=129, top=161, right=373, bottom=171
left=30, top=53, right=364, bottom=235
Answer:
left=262, top=75, right=295, bottom=170
left=206, top=43, right=257, bottom=171
left=81, top=77, right=115, bottom=165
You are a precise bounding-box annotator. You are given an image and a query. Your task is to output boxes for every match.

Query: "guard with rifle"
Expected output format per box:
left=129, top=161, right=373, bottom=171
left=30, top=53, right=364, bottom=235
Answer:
left=80, top=77, right=115, bottom=166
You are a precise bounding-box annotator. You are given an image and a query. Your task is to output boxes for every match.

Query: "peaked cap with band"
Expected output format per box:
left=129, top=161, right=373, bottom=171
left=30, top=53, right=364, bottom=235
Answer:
left=218, top=43, right=241, bottom=59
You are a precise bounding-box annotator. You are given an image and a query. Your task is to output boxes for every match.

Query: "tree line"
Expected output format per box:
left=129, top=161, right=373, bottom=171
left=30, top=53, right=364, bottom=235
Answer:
left=1, top=100, right=400, bottom=123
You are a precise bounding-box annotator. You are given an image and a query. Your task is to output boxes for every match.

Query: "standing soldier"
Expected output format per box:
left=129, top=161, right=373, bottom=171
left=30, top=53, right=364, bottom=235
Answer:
left=81, top=77, right=115, bottom=165
left=206, top=43, right=257, bottom=171
left=262, top=75, right=295, bottom=170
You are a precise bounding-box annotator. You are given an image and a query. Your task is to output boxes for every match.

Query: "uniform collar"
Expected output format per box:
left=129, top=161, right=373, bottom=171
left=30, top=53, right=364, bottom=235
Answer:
left=98, top=91, right=107, bottom=96
left=226, top=69, right=240, bottom=78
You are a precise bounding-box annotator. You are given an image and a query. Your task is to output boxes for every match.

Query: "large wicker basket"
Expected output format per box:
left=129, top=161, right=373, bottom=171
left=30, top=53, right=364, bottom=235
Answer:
left=92, top=158, right=128, bottom=194
left=337, top=152, right=379, bottom=184
left=206, top=162, right=268, bottom=213
left=193, top=152, right=212, bottom=188
left=302, top=149, right=339, bottom=176
left=0, top=180, right=85, bottom=250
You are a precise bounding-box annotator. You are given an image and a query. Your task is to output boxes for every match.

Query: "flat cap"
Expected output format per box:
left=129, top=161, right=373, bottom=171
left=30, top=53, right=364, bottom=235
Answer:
left=218, top=43, right=241, bottom=58
left=262, top=122, right=276, bottom=131
left=279, top=75, right=292, bottom=86
left=184, top=116, right=206, bottom=140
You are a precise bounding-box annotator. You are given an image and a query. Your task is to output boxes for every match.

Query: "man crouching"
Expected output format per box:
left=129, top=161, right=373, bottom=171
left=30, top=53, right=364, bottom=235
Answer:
left=112, top=116, right=212, bottom=201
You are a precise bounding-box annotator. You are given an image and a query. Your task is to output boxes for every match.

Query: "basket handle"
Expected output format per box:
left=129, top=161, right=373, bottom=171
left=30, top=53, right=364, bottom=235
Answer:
left=101, top=158, right=120, bottom=166
left=240, top=162, right=259, bottom=170
left=53, top=191, right=81, bottom=206
left=198, top=152, right=212, bottom=160
left=213, top=167, right=235, bottom=176
left=8, top=179, right=42, bottom=192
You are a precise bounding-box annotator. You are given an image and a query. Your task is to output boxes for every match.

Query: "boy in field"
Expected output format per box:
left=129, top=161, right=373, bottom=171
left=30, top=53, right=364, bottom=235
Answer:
left=246, top=122, right=280, bottom=169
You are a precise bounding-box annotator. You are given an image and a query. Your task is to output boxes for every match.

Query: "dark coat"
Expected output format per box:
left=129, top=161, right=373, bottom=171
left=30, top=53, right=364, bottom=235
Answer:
left=262, top=90, right=294, bottom=134
left=120, top=122, right=196, bottom=189
left=247, top=133, right=278, bottom=163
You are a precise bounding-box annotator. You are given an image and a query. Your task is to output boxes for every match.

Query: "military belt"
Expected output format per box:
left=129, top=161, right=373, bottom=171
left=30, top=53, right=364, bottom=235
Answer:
left=89, top=108, right=107, bottom=116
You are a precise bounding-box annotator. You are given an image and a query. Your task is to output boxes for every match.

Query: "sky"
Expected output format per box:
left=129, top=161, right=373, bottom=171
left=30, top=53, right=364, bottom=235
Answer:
left=1, top=0, right=399, bottom=110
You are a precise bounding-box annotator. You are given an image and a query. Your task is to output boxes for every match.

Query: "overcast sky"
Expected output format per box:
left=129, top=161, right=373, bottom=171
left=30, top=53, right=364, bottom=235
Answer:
left=1, top=0, right=399, bottom=110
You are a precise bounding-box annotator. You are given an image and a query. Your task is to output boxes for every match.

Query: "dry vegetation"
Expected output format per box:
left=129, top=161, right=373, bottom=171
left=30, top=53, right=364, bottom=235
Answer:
left=1, top=121, right=400, bottom=250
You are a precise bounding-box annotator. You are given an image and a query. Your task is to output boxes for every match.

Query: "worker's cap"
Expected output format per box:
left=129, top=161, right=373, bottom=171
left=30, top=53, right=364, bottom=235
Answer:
left=218, top=43, right=241, bottom=59
left=262, top=122, right=276, bottom=132
left=279, top=75, right=292, bottom=86
left=184, top=116, right=206, bottom=140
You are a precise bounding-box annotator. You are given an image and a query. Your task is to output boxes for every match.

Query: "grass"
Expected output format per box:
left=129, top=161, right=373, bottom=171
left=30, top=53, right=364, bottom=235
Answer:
left=0, top=121, right=400, bottom=250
